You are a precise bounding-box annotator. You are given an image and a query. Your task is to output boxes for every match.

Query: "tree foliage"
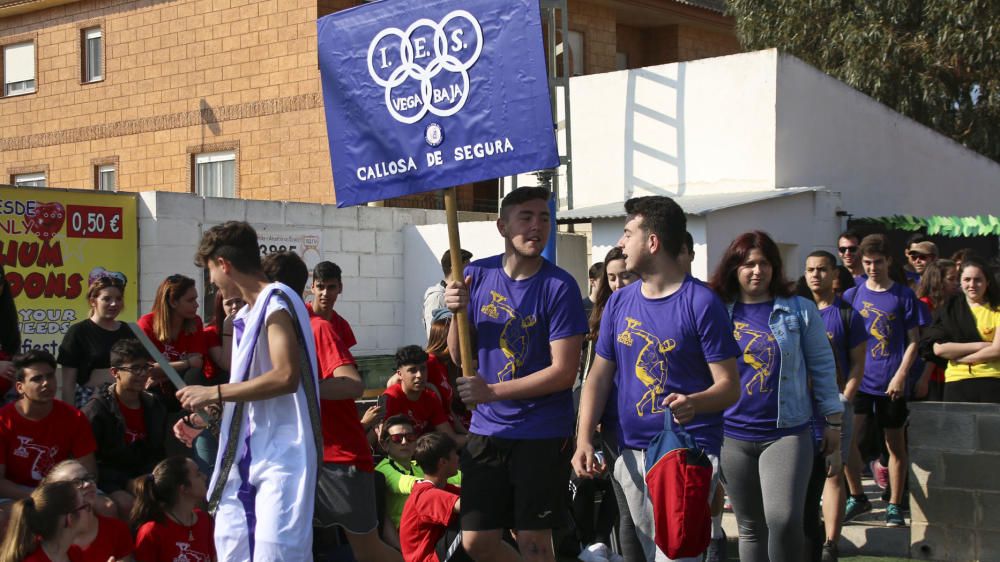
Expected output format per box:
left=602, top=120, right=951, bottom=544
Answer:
left=726, top=0, right=1000, bottom=162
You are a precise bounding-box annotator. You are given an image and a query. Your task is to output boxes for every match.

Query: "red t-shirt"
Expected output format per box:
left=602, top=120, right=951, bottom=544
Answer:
left=22, top=548, right=82, bottom=562
left=135, top=509, right=216, bottom=562
left=425, top=354, right=454, bottom=411
left=0, top=400, right=97, bottom=486
left=383, top=384, right=448, bottom=436
left=310, top=310, right=374, bottom=471
left=136, top=313, right=209, bottom=361
left=116, top=395, right=147, bottom=445
left=201, top=324, right=224, bottom=380
left=399, top=482, right=460, bottom=562
left=306, top=303, right=357, bottom=349
left=69, top=514, right=135, bottom=562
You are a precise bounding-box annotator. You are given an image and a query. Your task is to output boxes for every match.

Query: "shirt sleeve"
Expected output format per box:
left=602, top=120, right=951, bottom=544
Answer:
left=377, top=460, right=419, bottom=494
left=546, top=273, right=588, bottom=342
left=848, top=310, right=868, bottom=349
left=694, top=288, right=740, bottom=363
left=903, top=288, right=923, bottom=331
left=134, top=523, right=159, bottom=562
left=313, top=320, right=356, bottom=380
left=382, top=388, right=403, bottom=419
left=56, top=322, right=86, bottom=367
left=110, top=517, right=136, bottom=557
left=594, top=291, right=619, bottom=362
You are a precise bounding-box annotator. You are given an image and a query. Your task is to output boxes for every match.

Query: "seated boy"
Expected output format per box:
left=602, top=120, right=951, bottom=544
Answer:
left=83, top=338, right=167, bottom=518
left=399, top=432, right=470, bottom=562
left=382, top=346, right=464, bottom=447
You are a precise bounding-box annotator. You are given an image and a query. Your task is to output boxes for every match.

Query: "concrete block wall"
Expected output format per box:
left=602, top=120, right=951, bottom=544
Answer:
left=909, top=402, right=1000, bottom=562
left=137, top=191, right=496, bottom=356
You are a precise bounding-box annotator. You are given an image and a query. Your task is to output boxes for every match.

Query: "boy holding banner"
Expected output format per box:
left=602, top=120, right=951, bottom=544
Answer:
left=444, top=186, right=587, bottom=562
left=178, top=221, right=320, bottom=561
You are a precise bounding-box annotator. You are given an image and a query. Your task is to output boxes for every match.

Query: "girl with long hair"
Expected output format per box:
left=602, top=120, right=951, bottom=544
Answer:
left=131, top=457, right=214, bottom=562
left=41, top=460, right=134, bottom=561
left=425, top=312, right=467, bottom=427
left=922, top=257, right=1000, bottom=403
left=914, top=259, right=957, bottom=401
left=0, top=481, right=96, bottom=562
left=56, top=273, right=132, bottom=406
left=136, top=275, right=207, bottom=411
left=201, top=290, right=241, bottom=383
left=0, top=263, right=20, bottom=402
left=708, top=231, right=841, bottom=562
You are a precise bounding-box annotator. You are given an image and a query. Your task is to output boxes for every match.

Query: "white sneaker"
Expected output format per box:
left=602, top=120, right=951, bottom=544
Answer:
left=578, top=542, right=610, bottom=562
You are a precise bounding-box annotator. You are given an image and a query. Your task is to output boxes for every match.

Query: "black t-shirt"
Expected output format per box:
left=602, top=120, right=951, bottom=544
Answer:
left=57, top=320, right=133, bottom=385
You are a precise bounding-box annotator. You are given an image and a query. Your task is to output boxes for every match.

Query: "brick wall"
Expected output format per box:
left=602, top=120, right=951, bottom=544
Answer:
left=909, top=401, right=1000, bottom=561
left=568, top=0, right=617, bottom=74
left=0, top=0, right=333, bottom=202
left=675, top=24, right=741, bottom=62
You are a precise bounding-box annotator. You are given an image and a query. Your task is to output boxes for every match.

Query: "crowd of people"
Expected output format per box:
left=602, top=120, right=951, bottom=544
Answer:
left=0, top=187, right=999, bottom=562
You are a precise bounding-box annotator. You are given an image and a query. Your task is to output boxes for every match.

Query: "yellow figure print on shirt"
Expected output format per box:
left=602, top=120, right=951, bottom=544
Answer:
left=733, top=321, right=777, bottom=396
left=481, top=290, right=537, bottom=381
left=859, top=301, right=895, bottom=358
left=617, top=317, right=676, bottom=416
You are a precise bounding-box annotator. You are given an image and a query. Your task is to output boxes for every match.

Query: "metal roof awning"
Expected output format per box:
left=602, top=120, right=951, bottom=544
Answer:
left=556, top=187, right=823, bottom=223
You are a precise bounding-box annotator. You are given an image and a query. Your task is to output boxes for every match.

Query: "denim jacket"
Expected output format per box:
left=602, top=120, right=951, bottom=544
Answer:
left=727, top=295, right=841, bottom=427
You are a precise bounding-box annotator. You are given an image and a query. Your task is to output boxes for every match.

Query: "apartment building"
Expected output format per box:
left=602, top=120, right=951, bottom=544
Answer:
left=0, top=0, right=739, bottom=209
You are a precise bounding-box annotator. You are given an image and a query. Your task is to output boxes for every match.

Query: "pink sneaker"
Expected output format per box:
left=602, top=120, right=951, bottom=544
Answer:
left=871, top=460, right=890, bottom=489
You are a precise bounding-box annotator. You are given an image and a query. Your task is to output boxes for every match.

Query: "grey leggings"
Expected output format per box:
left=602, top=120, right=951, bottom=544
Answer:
left=720, top=430, right=813, bottom=562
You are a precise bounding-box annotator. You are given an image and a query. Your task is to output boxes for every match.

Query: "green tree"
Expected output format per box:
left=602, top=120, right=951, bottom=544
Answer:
left=726, top=0, right=1000, bottom=162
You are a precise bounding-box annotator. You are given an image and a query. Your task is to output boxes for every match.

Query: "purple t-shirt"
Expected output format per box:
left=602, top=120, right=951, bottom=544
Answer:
left=818, top=297, right=868, bottom=382
left=811, top=298, right=868, bottom=444
left=465, top=255, right=588, bottom=439
left=596, top=277, right=739, bottom=455
left=724, top=301, right=807, bottom=441
left=842, top=281, right=924, bottom=395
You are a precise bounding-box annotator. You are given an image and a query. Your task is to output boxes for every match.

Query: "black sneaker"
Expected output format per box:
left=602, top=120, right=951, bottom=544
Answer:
left=821, top=540, right=839, bottom=562
left=843, top=495, right=872, bottom=522
left=704, top=529, right=726, bottom=562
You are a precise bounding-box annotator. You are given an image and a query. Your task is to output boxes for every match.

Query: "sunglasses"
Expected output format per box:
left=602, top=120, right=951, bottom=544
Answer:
left=908, top=252, right=934, bottom=261
left=387, top=432, right=417, bottom=444
left=838, top=246, right=858, bottom=254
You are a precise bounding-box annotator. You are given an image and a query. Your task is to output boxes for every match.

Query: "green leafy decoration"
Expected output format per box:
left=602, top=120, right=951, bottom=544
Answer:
left=859, top=215, right=1000, bottom=237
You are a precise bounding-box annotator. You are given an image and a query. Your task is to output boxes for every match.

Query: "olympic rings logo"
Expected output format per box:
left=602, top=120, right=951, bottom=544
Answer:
left=366, top=11, right=483, bottom=124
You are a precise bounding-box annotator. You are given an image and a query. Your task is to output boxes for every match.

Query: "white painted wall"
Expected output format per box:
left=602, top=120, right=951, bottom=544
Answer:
left=774, top=53, right=1000, bottom=217
left=591, top=214, right=708, bottom=278
left=569, top=50, right=779, bottom=210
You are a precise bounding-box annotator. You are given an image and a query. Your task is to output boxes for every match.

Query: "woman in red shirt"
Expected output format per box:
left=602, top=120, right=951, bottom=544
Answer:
left=131, top=457, right=215, bottom=562
left=42, top=460, right=134, bottom=562
left=0, top=481, right=95, bottom=562
left=137, top=275, right=207, bottom=411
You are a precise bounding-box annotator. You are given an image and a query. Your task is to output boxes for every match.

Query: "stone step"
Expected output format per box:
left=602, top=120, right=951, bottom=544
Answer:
left=720, top=479, right=910, bottom=558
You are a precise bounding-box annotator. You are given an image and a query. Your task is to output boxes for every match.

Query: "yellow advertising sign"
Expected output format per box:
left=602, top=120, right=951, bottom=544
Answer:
left=0, top=186, right=138, bottom=356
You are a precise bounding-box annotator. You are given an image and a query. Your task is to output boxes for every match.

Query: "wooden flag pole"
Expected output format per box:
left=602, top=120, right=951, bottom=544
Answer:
left=443, top=187, right=477, bottom=382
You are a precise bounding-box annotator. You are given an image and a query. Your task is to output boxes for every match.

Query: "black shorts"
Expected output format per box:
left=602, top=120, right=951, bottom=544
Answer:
left=459, top=434, right=572, bottom=532
left=853, top=391, right=908, bottom=429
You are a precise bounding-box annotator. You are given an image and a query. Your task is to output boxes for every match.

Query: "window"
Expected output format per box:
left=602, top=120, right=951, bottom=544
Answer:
left=194, top=151, right=235, bottom=198
left=3, top=42, right=35, bottom=96
left=616, top=52, right=628, bottom=71
left=82, top=27, right=103, bottom=83
left=13, top=172, right=45, bottom=187
left=97, top=164, right=115, bottom=191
